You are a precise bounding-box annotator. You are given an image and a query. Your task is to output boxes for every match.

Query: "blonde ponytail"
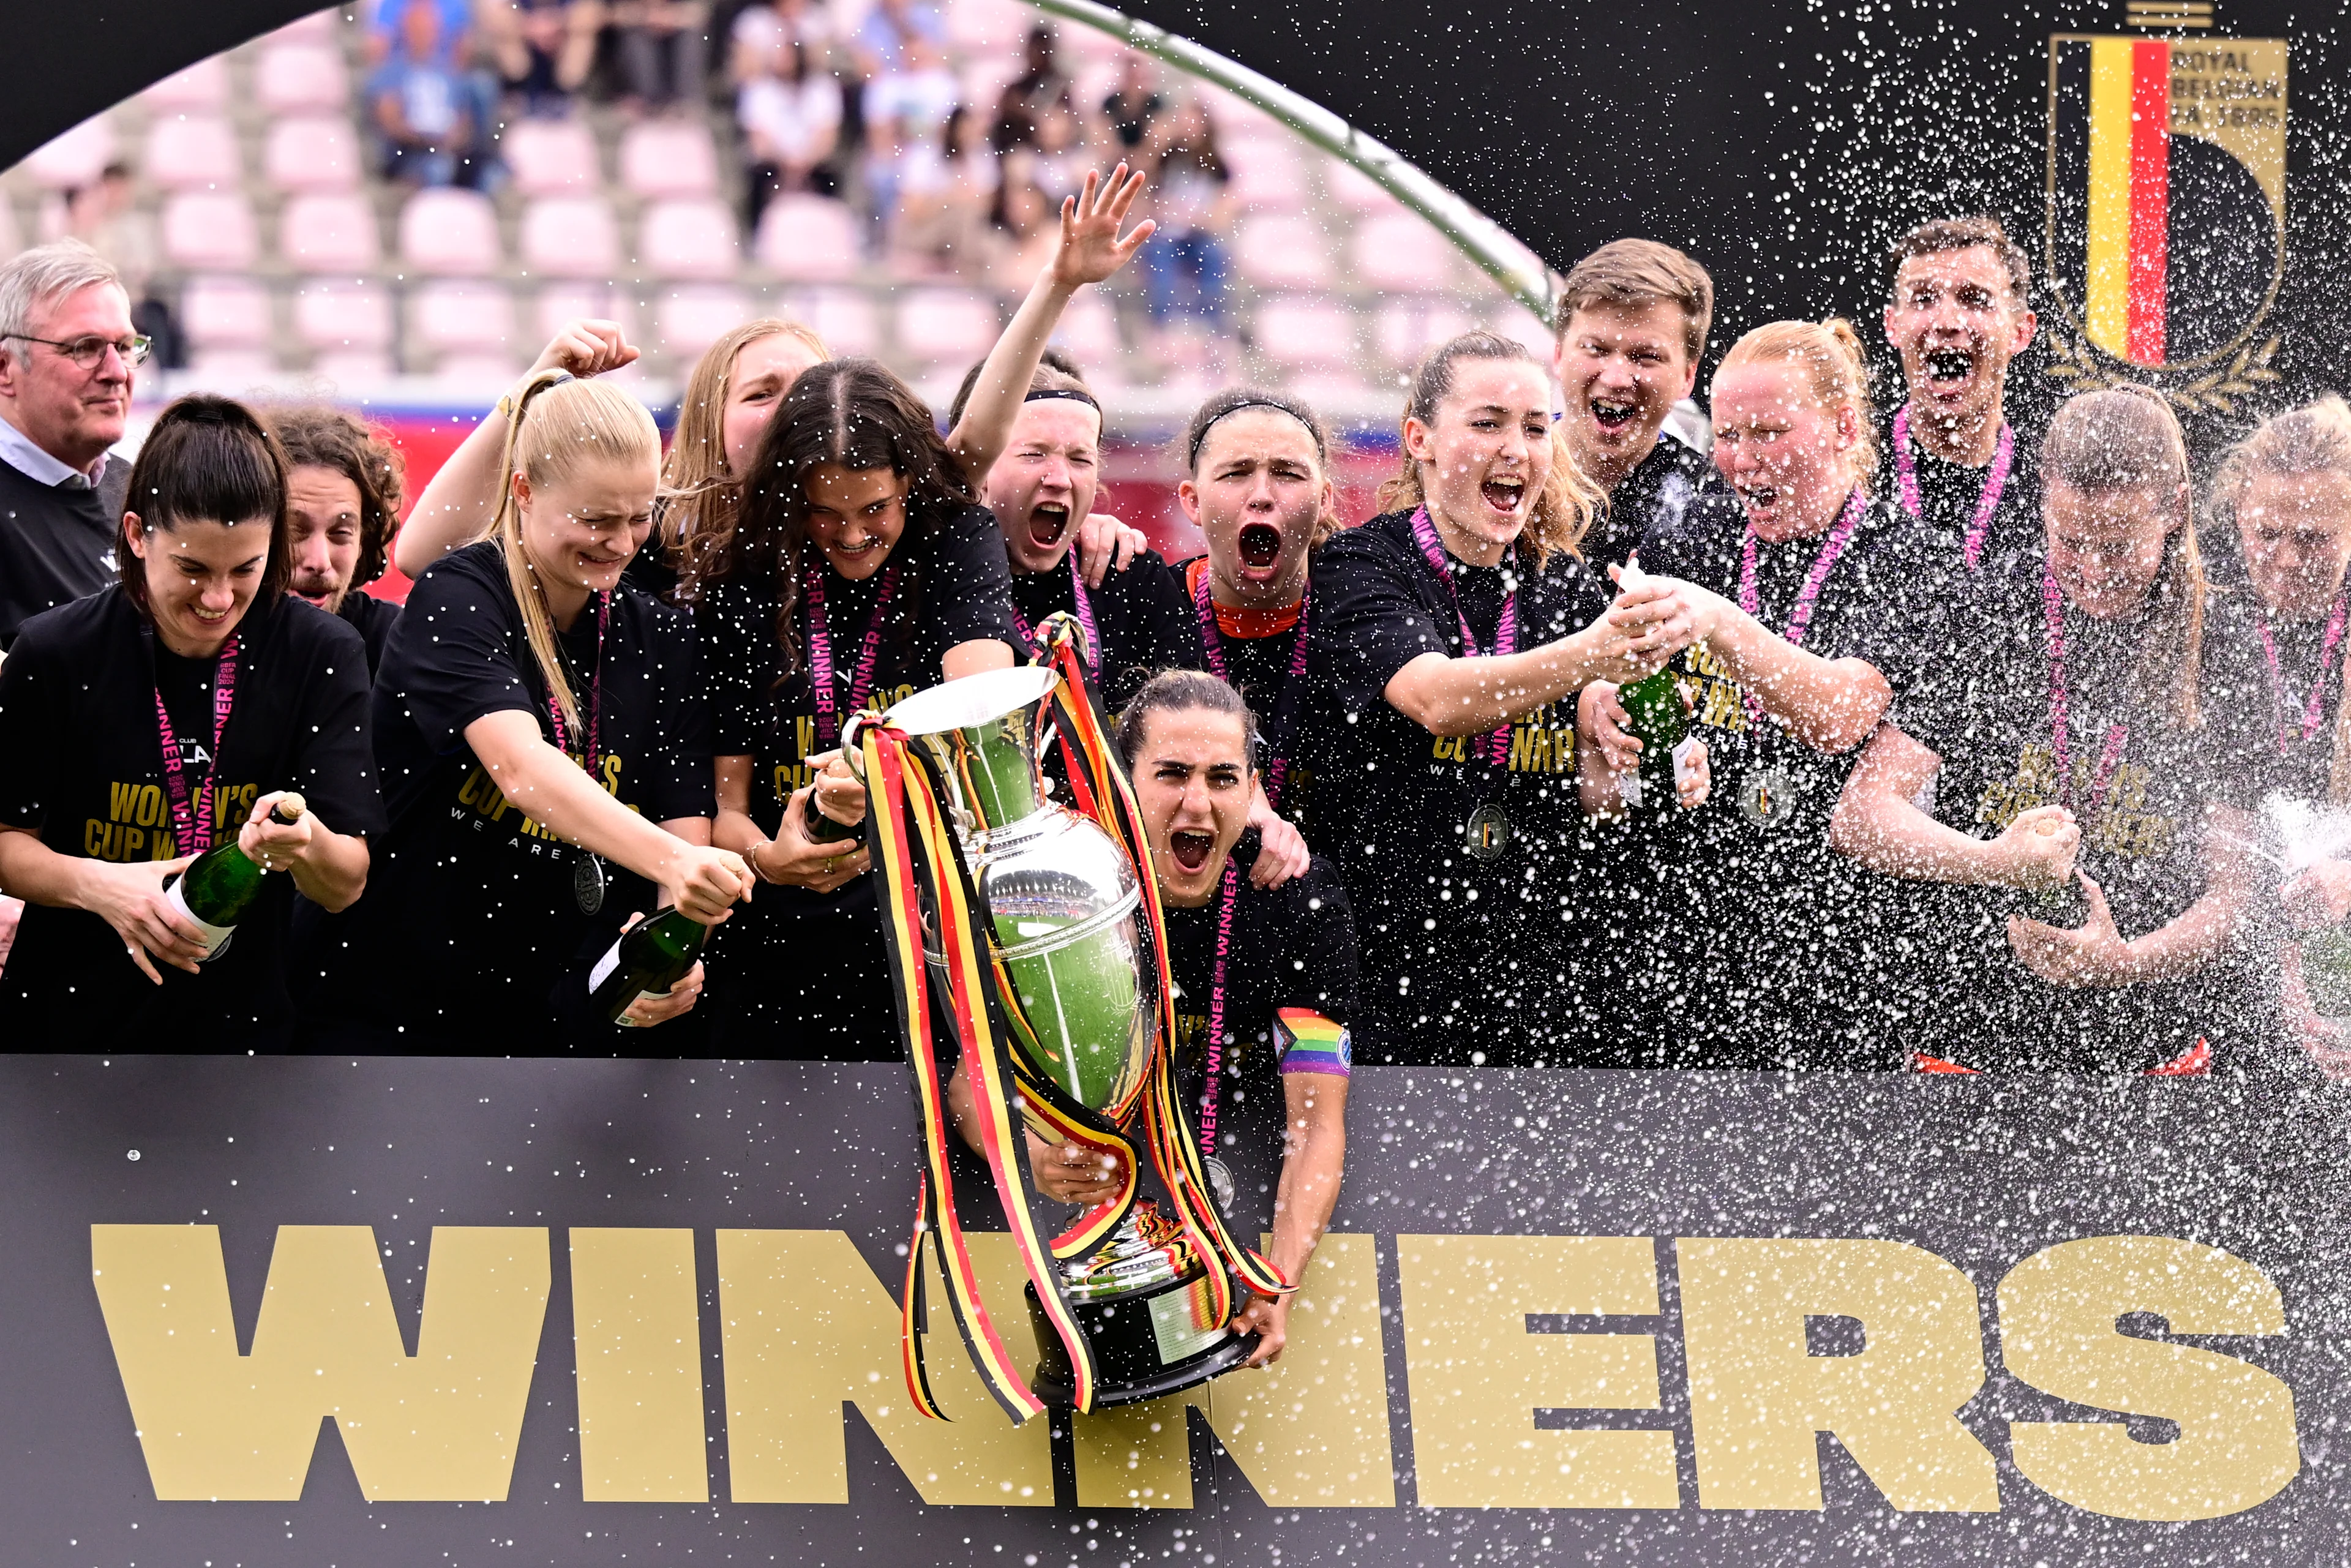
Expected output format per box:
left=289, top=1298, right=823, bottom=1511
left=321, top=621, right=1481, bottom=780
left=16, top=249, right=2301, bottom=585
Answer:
left=1713, top=317, right=1880, bottom=490
left=482, top=368, right=662, bottom=736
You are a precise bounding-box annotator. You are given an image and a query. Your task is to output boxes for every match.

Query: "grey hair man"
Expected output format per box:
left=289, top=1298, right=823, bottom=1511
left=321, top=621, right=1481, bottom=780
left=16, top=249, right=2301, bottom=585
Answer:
left=0, top=239, right=145, bottom=649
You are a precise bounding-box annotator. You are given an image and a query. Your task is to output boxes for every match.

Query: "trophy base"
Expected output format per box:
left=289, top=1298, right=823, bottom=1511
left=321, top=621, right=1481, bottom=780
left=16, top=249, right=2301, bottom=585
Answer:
left=1024, top=1272, right=1259, bottom=1410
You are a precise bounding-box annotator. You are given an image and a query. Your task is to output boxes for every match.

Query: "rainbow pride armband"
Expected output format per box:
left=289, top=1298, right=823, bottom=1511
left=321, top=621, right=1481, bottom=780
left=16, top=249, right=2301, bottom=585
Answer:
left=1274, top=1010, right=1351, bottom=1076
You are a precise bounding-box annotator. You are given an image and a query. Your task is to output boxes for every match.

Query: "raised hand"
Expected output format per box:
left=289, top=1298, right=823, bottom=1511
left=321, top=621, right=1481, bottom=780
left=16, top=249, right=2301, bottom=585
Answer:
left=1048, top=164, right=1157, bottom=291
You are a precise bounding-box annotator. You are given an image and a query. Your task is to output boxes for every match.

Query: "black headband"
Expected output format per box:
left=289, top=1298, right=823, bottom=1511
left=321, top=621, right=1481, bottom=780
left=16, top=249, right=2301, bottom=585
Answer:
left=1024, top=386, right=1100, bottom=411
left=1187, top=399, right=1322, bottom=468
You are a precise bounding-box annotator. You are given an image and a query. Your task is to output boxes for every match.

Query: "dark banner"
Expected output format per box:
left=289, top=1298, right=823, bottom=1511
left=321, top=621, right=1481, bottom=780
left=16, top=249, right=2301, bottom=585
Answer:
left=4, top=1056, right=2349, bottom=1564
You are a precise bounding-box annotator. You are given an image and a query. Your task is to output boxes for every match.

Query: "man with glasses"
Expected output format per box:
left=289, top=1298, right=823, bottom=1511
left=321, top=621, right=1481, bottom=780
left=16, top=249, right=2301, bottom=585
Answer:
left=0, top=239, right=146, bottom=652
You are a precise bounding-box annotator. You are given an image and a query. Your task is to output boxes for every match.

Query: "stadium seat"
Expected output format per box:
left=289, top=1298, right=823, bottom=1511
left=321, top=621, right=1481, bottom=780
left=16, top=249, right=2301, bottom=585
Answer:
left=947, top=0, right=1033, bottom=53
left=310, top=348, right=395, bottom=383
left=21, top=118, right=114, bottom=190
left=264, top=9, right=337, bottom=45
left=411, top=279, right=517, bottom=356
left=292, top=279, right=392, bottom=351
left=279, top=192, right=380, bottom=271
left=1049, top=289, right=1121, bottom=364
left=1325, top=162, right=1403, bottom=215
left=655, top=285, right=753, bottom=359
left=618, top=122, right=719, bottom=198
left=1374, top=296, right=1475, bottom=366
left=893, top=288, right=999, bottom=366
left=1351, top=210, right=1460, bottom=291
left=1252, top=295, right=1358, bottom=367
left=179, top=276, right=274, bottom=348
left=255, top=42, right=348, bottom=113
left=754, top=194, right=860, bottom=282
left=142, top=116, right=242, bottom=191
left=186, top=347, right=278, bottom=381
left=504, top=118, right=600, bottom=196
left=0, top=202, right=19, bottom=261
left=1232, top=214, right=1334, bottom=289
left=520, top=197, right=621, bottom=280
left=432, top=351, right=523, bottom=384
left=534, top=282, right=637, bottom=345
left=1223, top=137, right=1307, bottom=208
left=399, top=188, right=501, bottom=274
left=639, top=198, right=739, bottom=282
left=142, top=57, right=230, bottom=113
left=784, top=287, right=880, bottom=356
left=160, top=192, right=260, bottom=271
left=1488, top=303, right=1552, bottom=357
left=263, top=116, right=362, bottom=191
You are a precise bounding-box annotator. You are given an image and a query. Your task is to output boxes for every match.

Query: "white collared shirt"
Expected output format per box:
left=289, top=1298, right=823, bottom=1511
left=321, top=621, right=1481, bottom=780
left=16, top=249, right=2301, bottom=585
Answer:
left=0, top=410, right=104, bottom=489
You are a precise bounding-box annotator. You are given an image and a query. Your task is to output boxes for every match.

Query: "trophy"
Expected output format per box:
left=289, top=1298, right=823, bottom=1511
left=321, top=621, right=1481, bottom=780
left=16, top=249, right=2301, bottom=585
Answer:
left=849, top=619, right=1288, bottom=1420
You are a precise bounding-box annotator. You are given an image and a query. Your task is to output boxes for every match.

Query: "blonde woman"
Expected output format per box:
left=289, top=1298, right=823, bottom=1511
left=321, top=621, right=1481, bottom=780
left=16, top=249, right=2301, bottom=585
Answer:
left=321, top=370, right=751, bottom=1048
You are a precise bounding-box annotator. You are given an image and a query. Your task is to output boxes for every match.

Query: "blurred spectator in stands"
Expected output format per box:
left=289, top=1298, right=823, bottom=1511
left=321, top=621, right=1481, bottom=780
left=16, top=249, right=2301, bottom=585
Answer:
left=991, top=23, right=1074, bottom=155
left=364, top=0, right=475, bottom=67
left=894, top=105, right=999, bottom=279
left=861, top=32, right=958, bottom=258
left=731, top=0, right=831, bottom=86
left=988, top=163, right=1059, bottom=291
left=481, top=0, right=600, bottom=118
left=371, top=2, right=488, bottom=184
left=1026, top=100, right=1087, bottom=205
left=63, top=166, right=179, bottom=371
left=738, top=28, right=842, bottom=232
left=1100, top=51, right=1164, bottom=159
left=1141, top=97, right=1234, bottom=337
left=849, top=0, right=943, bottom=82
left=612, top=0, right=710, bottom=117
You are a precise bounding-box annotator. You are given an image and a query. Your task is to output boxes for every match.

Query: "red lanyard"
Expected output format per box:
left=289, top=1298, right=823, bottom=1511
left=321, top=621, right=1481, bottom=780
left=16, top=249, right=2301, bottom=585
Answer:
left=1009, top=554, right=1098, bottom=670
left=1735, top=489, right=1866, bottom=729
left=146, top=626, right=238, bottom=856
left=805, top=560, right=898, bottom=748
left=1193, top=857, right=1242, bottom=1151
left=2042, top=571, right=2129, bottom=820
left=1892, top=403, right=2014, bottom=572
left=2255, top=588, right=2349, bottom=753
left=1193, top=569, right=1311, bottom=812
left=1409, top=506, right=1517, bottom=767
left=544, top=591, right=611, bottom=773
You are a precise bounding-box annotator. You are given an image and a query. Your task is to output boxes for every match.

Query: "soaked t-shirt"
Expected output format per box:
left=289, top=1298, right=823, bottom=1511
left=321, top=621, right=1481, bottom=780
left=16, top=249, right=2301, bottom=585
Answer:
left=1878, top=406, right=2042, bottom=583
left=1588, top=429, right=1717, bottom=576
left=1008, top=548, right=1200, bottom=715
left=1178, top=557, right=1315, bottom=831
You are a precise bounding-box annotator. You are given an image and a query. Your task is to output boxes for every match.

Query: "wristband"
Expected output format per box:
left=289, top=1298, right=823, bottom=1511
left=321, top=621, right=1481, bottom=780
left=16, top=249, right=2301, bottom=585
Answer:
left=749, top=838, right=786, bottom=886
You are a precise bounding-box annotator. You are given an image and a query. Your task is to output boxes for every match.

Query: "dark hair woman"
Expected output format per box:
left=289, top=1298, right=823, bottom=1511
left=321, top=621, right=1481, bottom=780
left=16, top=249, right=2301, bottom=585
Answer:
left=267, top=403, right=407, bottom=673
left=694, top=357, right=1022, bottom=1056
left=0, top=394, right=381, bottom=1048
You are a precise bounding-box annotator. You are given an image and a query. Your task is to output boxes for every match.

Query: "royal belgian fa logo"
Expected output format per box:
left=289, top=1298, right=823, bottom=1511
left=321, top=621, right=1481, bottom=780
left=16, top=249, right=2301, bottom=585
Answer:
left=2044, top=33, right=2285, bottom=411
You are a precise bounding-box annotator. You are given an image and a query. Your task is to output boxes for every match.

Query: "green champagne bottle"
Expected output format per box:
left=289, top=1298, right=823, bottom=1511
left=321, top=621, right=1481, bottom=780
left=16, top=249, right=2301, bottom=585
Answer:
left=163, top=792, right=306, bottom=961
left=803, top=789, right=861, bottom=844
left=1614, top=667, right=1689, bottom=811
left=589, top=907, right=708, bottom=1023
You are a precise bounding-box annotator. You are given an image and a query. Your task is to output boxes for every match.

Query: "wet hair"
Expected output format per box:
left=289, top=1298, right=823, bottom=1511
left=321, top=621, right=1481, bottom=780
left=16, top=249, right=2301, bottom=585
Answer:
left=1714, top=318, right=1881, bottom=489
left=1889, top=216, right=2031, bottom=308
left=661, top=318, right=830, bottom=595
left=482, top=369, right=664, bottom=736
left=1554, top=238, right=1714, bottom=362
left=265, top=403, right=405, bottom=593
left=1180, top=386, right=1343, bottom=548
left=1376, top=331, right=1601, bottom=566
left=946, top=346, right=1092, bottom=429
left=1114, top=668, right=1261, bottom=776
left=119, top=394, right=292, bottom=616
left=2041, top=384, right=2204, bottom=729
left=698, top=357, right=976, bottom=673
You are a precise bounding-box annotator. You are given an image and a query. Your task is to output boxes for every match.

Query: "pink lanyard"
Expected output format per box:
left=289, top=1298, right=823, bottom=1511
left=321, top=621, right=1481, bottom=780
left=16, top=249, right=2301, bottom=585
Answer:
left=805, top=560, right=898, bottom=748
left=1194, top=856, right=1242, bottom=1151
left=1409, top=506, right=1518, bottom=767
left=146, top=628, right=239, bottom=856
left=1892, top=403, right=2014, bottom=572
left=1193, top=571, right=1311, bottom=812
left=544, top=591, right=611, bottom=773
left=1009, top=555, right=1098, bottom=671
left=2255, top=588, right=2350, bottom=753
left=1734, top=488, right=1866, bottom=728
left=2042, top=571, right=2129, bottom=820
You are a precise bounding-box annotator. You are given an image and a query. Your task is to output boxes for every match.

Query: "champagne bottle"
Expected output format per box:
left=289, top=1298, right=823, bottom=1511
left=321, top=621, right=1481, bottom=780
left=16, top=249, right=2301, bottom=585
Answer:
left=163, top=792, right=306, bottom=961
left=2018, top=817, right=2088, bottom=928
left=589, top=907, right=708, bottom=1023
left=1611, top=560, right=1689, bottom=812
left=803, top=789, right=861, bottom=844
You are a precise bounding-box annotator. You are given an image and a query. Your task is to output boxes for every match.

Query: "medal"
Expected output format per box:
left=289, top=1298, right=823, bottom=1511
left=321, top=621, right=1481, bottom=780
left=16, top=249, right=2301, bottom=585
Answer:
left=573, top=853, right=607, bottom=915
left=547, top=592, right=614, bottom=917
left=1739, top=766, right=1799, bottom=830
left=1202, top=1155, right=1237, bottom=1215
left=1464, top=801, right=1510, bottom=861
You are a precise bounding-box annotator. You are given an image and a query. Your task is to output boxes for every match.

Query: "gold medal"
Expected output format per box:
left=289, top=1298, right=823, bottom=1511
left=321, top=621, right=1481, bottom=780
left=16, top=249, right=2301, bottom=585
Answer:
left=1464, top=801, right=1510, bottom=861
left=1739, top=767, right=1799, bottom=831
left=574, top=853, right=607, bottom=915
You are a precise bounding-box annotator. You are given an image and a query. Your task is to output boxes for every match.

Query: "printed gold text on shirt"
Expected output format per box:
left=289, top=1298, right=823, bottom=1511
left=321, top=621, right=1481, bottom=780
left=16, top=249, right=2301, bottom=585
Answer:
left=770, top=685, right=917, bottom=803
left=1974, top=742, right=2177, bottom=858
left=453, top=752, right=634, bottom=842
left=1426, top=702, right=1577, bottom=771
left=81, top=778, right=264, bottom=861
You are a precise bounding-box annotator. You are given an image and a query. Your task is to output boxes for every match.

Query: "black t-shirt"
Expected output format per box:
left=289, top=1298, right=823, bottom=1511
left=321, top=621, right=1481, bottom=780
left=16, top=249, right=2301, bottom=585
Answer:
left=324, top=541, right=714, bottom=1048
left=337, top=589, right=402, bottom=675
left=1009, top=549, right=1201, bottom=714
left=1878, top=407, right=2042, bottom=583
left=1887, top=564, right=2275, bottom=1070
left=0, top=587, right=381, bottom=1047
left=0, top=451, right=129, bottom=649
left=1586, top=429, right=1717, bottom=575
left=1175, top=556, right=1315, bottom=827
left=2202, top=580, right=2345, bottom=809
left=1627, top=491, right=1941, bottom=1067
left=1163, top=841, right=1355, bottom=1221
left=1304, top=509, right=1610, bottom=1067
left=699, top=501, right=1021, bottom=1058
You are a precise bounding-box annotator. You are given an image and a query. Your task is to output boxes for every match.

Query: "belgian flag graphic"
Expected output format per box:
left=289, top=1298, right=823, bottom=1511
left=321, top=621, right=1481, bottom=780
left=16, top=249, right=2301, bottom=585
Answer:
left=2049, top=37, right=2284, bottom=369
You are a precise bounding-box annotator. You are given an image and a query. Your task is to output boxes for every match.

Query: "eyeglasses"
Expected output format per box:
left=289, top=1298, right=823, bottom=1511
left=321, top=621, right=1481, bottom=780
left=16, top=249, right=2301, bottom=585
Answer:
left=5, top=332, right=153, bottom=370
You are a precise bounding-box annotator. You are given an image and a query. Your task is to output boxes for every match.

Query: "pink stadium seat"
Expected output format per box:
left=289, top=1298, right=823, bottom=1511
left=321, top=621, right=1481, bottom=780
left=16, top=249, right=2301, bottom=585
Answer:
left=948, top=0, right=1032, bottom=53
left=1223, top=137, right=1305, bottom=208
left=618, top=122, right=719, bottom=198
left=754, top=195, right=860, bottom=282
left=534, top=282, right=636, bottom=344
left=255, top=43, right=348, bottom=114
left=504, top=119, right=601, bottom=196
left=264, top=117, right=362, bottom=192
left=279, top=193, right=380, bottom=271
left=784, top=287, right=879, bottom=356
left=893, top=288, right=999, bottom=366
left=292, top=279, right=392, bottom=351
left=1350, top=211, right=1460, bottom=291
left=1049, top=290, right=1120, bottom=364
left=311, top=348, right=395, bottom=383
left=656, top=286, right=753, bottom=359
left=179, top=276, right=273, bottom=348
left=22, top=119, right=114, bottom=190
left=399, top=188, right=501, bottom=275
left=1374, top=296, right=1475, bottom=366
left=142, top=116, right=242, bottom=191
left=186, top=347, right=279, bottom=381
left=264, top=9, right=337, bottom=45
left=160, top=192, right=260, bottom=271
left=143, top=57, right=230, bottom=113
left=638, top=199, right=739, bottom=282
left=519, top=197, right=621, bottom=280
left=0, top=203, right=20, bottom=263
left=1488, top=304, right=1552, bottom=358
left=434, top=351, right=523, bottom=384
left=1253, top=296, right=1358, bottom=368
left=411, top=280, right=518, bottom=354
left=1232, top=214, right=1334, bottom=289
left=1325, top=162, right=1401, bottom=215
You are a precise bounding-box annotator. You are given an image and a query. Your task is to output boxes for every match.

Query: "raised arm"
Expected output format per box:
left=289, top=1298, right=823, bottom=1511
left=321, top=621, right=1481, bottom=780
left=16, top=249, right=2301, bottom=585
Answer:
left=1828, top=721, right=2079, bottom=888
left=1382, top=576, right=1697, bottom=738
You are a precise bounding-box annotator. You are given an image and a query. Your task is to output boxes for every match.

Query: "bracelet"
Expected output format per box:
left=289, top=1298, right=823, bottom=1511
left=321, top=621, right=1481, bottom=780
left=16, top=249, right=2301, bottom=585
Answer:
left=748, top=839, right=784, bottom=886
